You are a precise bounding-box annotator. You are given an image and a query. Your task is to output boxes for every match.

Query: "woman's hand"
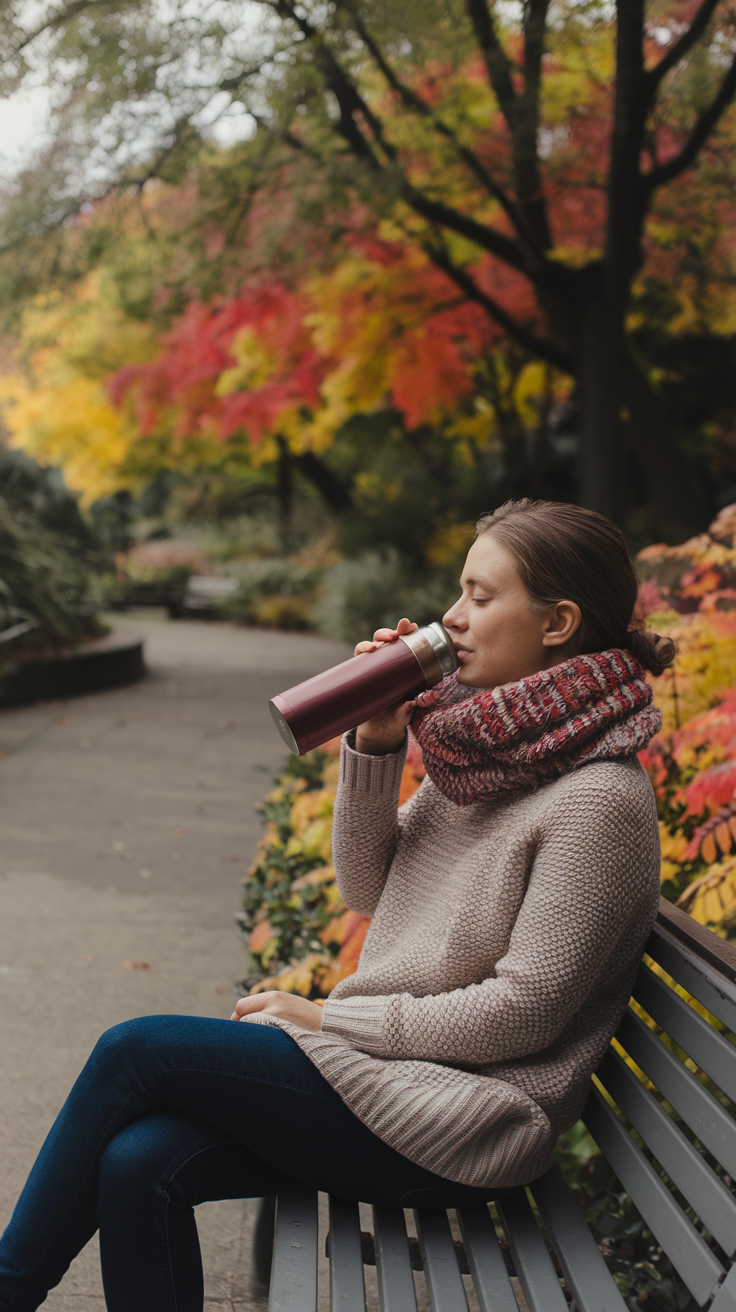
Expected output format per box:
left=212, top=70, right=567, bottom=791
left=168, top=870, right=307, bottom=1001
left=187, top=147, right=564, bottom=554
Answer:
left=231, top=991, right=324, bottom=1031
left=353, top=618, right=418, bottom=755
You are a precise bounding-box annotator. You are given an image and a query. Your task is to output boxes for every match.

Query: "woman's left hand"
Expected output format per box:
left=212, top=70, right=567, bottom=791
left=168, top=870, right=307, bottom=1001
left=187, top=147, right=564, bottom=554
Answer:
left=231, top=991, right=324, bottom=1031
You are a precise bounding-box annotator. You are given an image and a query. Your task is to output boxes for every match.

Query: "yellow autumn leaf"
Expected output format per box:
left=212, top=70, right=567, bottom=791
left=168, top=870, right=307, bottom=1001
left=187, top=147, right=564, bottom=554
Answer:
left=288, top=788, right=335, bottom=840
left=676, top=856, right=736, bottom=928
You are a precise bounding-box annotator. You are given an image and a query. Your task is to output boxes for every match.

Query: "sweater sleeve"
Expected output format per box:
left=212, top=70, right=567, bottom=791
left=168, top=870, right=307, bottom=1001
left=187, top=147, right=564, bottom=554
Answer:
left=331, top=731, right=408, bottom=916
left=321, top=765, right=660, bottom=1063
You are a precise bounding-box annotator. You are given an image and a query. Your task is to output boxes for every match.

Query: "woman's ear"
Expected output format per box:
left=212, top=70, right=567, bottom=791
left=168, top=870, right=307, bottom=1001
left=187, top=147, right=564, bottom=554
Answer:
left=541, top=601, right=582, bottom=648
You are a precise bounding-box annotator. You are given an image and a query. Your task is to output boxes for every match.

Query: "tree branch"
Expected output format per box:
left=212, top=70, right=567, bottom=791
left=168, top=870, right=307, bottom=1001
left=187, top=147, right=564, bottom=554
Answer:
left=465, top=0, right=518, bottom=124
left=336, top=6, right=493, bottom=179
left=250, top=112, right=325, bottom=163
left=10, top=0, right=104, bottom=56
left=250, top=100, right=533, bottom=276
left=645, top=49, right=736, bottom=189
left=217, top=51, right=296, bottom=97
left=271, top=0, right=395, bottom=166
left=646, top=0, right=722, bottom=89
left=406, top=188, right=528, bottom=271
left=425, top=238, right=573, bottom=371
left=261, top=0, right=573, bottom=302
left=465, top=0, right=552, bottom=253
left=335, top=0, right=547, bottom=256
left=265, top=0, right=540, bottom=274
left=515, top=0, right=552, bottom=248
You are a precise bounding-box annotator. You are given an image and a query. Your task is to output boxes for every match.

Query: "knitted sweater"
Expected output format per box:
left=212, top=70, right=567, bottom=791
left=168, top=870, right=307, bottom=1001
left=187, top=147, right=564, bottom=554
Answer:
left=252, top=733, right=661, bottom=1189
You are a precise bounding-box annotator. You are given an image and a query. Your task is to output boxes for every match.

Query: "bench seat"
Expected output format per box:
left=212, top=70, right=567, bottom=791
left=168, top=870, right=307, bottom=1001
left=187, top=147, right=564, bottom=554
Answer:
left=261, top=899, right=736, bottom=1312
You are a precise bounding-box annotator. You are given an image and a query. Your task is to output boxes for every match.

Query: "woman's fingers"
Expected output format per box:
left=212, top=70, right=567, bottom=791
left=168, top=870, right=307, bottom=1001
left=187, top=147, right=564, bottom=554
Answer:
left=232, top=995, right=265, bottom=1019
left=354, top=620, right=418, bottom=658
left=413, top=687, right=441, bottom=709
left=371, top=618, right=418, bottom=643
left=231, top=991, right=323, bottom=1032
left=395, top=617, right=418, bottom=635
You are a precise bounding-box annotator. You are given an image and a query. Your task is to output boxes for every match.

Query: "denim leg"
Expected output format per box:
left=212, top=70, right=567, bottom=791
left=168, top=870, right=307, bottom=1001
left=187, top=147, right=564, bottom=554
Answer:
left=97, top=1111, right=294, bottom=1312
left=0, top=1014, right=515, bottom=1311
left=0, top=1017, right=329, bottom=1311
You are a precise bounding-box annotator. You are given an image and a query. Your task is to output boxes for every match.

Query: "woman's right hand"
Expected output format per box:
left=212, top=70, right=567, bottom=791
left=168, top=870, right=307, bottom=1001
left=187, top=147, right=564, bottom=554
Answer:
left=353, top=618, right=418, bottom=756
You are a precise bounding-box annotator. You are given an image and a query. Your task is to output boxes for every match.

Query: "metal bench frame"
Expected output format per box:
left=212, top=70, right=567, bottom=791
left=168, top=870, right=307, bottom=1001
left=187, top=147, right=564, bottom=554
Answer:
left=258, top=898, right=736, bottom=1312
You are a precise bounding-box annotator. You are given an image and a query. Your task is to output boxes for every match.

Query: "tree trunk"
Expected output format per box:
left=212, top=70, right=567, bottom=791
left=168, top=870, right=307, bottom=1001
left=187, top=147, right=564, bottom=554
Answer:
left=276, top=435, right=293, bottom=544
left=623, top=354, right=708, bottom=537
left=528, top=364, right=553, bottom=499
left=294, top=451, right=353, bottom=512
left=573, top=295, right=625, bottom=520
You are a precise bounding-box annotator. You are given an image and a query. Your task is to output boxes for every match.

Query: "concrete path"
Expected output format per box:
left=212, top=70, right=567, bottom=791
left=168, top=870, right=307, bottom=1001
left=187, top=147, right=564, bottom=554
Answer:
left=0, top=613, right=351, bottom=1311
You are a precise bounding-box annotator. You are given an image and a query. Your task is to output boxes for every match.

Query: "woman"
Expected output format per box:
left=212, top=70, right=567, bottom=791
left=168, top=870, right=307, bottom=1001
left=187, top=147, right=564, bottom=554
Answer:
left=0, top=499, right=671, bottom=1311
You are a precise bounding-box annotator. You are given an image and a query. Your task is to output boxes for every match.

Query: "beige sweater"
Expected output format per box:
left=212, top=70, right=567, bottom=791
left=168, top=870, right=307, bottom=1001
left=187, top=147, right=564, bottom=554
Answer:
left=253, top=733, right=661, bottom=1189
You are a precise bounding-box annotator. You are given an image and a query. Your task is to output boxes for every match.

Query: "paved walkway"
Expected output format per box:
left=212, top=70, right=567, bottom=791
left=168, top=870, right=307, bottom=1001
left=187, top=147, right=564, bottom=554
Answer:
left=0, top=613, right=351, bottom=1310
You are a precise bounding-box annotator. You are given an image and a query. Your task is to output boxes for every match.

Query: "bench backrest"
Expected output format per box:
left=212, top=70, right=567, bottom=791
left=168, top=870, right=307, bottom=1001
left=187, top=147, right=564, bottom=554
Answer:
left=580, top=900, right=736, bottom=1312
left=267, top=899, right=736, bottom=1312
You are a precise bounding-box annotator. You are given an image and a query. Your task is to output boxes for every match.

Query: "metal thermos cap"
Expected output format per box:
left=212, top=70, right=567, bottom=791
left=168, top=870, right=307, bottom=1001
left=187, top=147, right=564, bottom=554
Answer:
left=398, top=621, right=458, bottom=685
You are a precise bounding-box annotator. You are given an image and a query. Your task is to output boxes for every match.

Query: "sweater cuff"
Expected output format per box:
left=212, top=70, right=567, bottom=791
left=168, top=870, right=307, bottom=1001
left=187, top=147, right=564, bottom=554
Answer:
left=339, top=731, right=408, bottom=794
left=321, top=994, right=390, bottom=1056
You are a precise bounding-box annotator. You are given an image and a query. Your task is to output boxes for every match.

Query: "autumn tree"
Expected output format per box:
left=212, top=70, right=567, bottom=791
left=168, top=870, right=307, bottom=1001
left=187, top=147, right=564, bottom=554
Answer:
left=1, top=0, right=736, bottom=529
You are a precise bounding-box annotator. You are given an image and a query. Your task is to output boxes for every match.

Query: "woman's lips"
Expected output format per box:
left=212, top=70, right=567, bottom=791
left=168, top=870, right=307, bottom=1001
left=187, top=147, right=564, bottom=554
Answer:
left=454, top=647, right=472, bottom=661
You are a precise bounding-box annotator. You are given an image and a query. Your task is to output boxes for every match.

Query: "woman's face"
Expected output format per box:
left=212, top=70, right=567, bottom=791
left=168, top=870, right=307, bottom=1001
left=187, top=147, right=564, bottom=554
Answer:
left=442, top=533, right=582, bottom=689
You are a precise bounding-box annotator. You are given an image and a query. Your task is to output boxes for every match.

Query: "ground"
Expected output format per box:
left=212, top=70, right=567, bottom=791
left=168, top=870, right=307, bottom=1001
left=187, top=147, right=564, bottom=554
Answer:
left=0, top=612, right=351, bottom=1310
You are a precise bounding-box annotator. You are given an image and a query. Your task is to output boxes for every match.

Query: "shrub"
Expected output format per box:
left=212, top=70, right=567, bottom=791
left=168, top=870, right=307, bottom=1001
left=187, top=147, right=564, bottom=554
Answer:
left=316, top=549, right=457, bottom=645
left=0, top=447, right=105, bottom=652
left=553, top=1121, right=699, bottom=1310
left=221, top=558, right=321, bottom=630
left=236, top=744, right=355, bottom=997
left=237, top=737, right=424, bottom=997
left=634, top=508, right=736, bottom=934
left=0, top=497, right=105, bottom=654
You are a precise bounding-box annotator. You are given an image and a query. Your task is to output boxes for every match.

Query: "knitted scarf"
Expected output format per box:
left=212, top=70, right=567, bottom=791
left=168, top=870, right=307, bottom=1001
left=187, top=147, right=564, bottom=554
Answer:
left=410, top=648, right=661, bottom=807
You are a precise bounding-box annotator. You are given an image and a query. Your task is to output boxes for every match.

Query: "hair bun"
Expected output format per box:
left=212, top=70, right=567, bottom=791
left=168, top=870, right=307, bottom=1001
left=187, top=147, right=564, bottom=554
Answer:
left=625, top=628, right=677, bottom=676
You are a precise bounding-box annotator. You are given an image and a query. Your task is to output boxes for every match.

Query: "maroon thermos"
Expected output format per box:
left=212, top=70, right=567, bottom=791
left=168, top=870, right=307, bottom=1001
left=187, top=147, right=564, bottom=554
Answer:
left=269, top=621, right=458, bottom=755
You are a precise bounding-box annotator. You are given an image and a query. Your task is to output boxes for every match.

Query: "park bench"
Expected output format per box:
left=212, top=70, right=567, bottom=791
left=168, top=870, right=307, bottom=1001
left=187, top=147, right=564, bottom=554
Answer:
left=252, top=897, right=736, bottom=1312
left=179, top=575, right=238, bottom=616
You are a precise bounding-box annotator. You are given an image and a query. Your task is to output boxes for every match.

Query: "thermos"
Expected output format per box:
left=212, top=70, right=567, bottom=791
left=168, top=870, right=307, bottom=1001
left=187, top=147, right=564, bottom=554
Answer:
left=269, top=622, right=459, bottom=755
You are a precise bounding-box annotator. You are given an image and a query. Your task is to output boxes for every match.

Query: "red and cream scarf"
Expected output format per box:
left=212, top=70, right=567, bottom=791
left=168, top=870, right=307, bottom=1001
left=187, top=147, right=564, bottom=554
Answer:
left=410, top=648, right=661, bottom=807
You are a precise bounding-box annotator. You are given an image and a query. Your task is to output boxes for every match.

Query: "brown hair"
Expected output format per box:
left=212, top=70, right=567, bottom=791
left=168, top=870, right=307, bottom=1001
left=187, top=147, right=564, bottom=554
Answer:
left=476, top=499, right=676, bottom=677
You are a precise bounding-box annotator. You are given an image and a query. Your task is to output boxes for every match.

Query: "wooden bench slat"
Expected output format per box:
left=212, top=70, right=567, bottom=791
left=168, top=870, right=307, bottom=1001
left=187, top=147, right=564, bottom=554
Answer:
left=371, top=1206, right=418, bottom=1312
left=597, top=1046, right=736, bottom=1256
left=710, top=1264, right=736, bottom=1311
left=268, top=1188, right=319, bottom=1312
left=413, top=1209, right=469, bottom=1312
left=616, top=1009, right=736, bottom=1179
left=328, top=1197, right=367, bottom=1312
left=647, top=925, right=736, bottom=1036
left=583, top=1085, right=724, bottom=1306
left=634, top=964, right=736, bottom=1101
left=496, top=1190, right=568, bottom=1312
left=530, top=1163, right=627, bottom=1312
left=455, top=1205, right=518, bottom=1312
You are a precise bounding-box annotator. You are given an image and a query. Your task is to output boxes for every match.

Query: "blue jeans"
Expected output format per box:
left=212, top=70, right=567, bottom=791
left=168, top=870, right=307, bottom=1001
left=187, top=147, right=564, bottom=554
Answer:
left=0, top=1016, right=521, bottom=1311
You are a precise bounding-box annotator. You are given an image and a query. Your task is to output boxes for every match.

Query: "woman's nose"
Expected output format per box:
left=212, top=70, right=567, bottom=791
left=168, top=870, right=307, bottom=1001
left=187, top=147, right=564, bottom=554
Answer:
left=442, top=600, right=465, bottom=631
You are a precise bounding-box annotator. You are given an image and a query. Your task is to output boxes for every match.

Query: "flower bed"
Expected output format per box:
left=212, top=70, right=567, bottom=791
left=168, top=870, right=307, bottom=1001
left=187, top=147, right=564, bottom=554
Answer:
left=638, top=506, right=736, bottom=934
left=237, top=735, right=426, bottom=999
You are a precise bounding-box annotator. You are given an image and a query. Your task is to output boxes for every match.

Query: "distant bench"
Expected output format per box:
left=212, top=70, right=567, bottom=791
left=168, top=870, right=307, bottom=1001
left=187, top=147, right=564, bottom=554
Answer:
left=254, top=898, right=736, bottom=1312
left=169, top=576, right=238, bottom=619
